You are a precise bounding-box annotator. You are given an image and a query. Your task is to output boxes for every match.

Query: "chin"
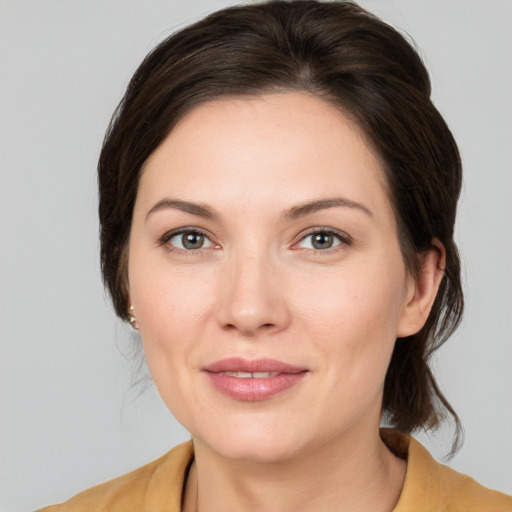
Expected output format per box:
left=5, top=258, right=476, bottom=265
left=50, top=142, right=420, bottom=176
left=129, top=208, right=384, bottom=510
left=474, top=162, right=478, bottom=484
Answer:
left=209, top=434, right=303, bottom=463
left=192, top=414, right=309, bottom=463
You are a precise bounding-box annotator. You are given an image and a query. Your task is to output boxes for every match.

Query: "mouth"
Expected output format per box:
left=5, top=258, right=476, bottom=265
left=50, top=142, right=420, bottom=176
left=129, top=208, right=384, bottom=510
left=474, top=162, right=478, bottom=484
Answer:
left=202, top=358, right=308, bottom=401
left=216, top=371, right=281, bottom=378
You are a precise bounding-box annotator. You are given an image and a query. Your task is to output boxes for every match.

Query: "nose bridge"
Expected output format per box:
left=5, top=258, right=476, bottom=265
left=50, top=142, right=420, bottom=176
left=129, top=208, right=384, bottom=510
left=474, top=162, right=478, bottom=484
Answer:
left=216, top=240, right=289, bottom=335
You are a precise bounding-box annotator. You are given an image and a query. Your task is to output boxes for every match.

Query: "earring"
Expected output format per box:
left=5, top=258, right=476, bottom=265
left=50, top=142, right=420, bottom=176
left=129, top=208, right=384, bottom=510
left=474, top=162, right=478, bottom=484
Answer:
left=128, top=305, right=139, bottom=331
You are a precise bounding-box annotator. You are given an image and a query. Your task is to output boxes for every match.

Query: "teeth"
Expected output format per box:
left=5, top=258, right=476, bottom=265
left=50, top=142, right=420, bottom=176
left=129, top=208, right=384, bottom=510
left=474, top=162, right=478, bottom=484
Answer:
left=234, top=371, right=252, bottom=378
left=219, top=371, right=280, bottom=378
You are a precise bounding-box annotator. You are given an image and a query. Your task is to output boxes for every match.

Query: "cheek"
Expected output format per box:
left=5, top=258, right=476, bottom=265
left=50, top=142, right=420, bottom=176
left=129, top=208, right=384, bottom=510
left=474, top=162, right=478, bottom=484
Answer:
left=130, top=265, right=211, bottom=424
left=130, top=253, right=214, bottom=328
left=128, top=257, right=219, bottom=387
left=296, top=255, right=406, bottom=335
left=294, top=255, right=407, bottom=381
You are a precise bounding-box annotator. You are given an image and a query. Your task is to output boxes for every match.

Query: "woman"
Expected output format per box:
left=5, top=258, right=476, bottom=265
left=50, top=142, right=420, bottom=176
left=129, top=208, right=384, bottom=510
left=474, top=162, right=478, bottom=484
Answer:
left=37, top=1, right=511, bottom=511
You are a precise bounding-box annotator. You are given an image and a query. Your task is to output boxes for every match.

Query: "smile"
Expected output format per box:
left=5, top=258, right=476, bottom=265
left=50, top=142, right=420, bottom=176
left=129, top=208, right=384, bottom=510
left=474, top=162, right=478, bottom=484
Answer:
left=217, top=371, right=281, bottom=378
left=203, top=358, right=308, bottom=401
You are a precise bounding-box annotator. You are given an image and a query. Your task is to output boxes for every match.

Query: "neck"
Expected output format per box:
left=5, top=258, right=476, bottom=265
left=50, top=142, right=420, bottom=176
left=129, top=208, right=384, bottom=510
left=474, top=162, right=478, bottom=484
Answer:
left=183, top=426, right=406, bottom=512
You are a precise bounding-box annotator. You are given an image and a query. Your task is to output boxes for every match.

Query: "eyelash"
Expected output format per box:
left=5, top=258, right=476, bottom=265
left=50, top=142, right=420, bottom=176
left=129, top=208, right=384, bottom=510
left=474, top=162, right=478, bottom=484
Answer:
left=293, top=228, right=352, bottom=253
left=159, top=228, right=217, bottom=255
left=158, top=227, right=352, bottom=254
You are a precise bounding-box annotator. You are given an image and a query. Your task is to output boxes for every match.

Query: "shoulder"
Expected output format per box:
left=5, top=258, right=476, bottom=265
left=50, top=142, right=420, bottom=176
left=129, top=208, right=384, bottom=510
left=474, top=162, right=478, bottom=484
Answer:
left=36, top=441, right=194, bottom=512
left=432, top=458, right=512, bottom=511
left=381, top=429, right=512, bottom=512
left=435, top=465, right=512, bottom=511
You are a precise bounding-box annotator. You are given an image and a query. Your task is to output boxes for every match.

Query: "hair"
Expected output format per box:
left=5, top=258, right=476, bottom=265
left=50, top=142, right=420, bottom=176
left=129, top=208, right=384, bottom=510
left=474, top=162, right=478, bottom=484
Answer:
left=98, top=0, right=464, bottom=448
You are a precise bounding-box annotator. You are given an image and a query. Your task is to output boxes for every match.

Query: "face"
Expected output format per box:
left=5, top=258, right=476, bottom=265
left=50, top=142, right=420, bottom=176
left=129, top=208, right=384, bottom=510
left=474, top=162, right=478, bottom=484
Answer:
left=128, top=92, right=417, bottom=462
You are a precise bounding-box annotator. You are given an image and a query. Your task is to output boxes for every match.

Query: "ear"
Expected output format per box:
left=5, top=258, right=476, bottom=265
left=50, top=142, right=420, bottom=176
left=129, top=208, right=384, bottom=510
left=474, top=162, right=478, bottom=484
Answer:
left=396, top=239, right=446, bottom=338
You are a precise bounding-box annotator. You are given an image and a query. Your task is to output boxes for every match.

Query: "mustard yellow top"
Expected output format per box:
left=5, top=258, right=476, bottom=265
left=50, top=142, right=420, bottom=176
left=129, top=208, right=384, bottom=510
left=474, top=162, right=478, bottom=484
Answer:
left=38, top=431, right=512, bottom=512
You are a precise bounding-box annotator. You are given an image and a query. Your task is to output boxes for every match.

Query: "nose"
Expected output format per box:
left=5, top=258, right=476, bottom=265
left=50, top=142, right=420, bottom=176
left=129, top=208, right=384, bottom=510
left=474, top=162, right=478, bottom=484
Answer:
left=215, top=251, right=291, bottom=336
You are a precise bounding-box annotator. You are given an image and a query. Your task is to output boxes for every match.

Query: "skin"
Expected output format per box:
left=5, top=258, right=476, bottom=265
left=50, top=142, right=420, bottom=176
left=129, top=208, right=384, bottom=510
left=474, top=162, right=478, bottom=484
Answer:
left=128, top=92, right=445, bottom=512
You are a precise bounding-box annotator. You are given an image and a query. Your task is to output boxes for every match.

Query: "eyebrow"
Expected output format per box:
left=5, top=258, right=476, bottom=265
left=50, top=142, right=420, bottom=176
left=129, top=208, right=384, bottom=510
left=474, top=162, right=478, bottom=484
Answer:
left=283, top=197, right=373, bottom=220
left=146, top=199, right=220, bottom=221
left=145, top=196, right=373, bottom=222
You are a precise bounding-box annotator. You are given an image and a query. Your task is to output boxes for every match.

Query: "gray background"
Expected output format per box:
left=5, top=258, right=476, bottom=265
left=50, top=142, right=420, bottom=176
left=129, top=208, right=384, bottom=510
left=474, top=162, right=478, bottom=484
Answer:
left=1, top=1, right=511, bottom=510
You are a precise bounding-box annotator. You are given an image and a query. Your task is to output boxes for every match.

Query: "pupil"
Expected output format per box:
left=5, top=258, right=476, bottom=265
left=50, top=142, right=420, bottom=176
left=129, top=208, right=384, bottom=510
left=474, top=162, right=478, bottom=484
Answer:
left=183, top=232, right=204, bottom=249
left=313, top=233, right=333, bottom=249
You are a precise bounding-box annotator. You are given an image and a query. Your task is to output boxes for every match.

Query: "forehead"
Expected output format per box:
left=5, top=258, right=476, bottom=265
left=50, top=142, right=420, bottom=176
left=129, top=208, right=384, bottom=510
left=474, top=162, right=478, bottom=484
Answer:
left=138, top=92, right=391, bottom=220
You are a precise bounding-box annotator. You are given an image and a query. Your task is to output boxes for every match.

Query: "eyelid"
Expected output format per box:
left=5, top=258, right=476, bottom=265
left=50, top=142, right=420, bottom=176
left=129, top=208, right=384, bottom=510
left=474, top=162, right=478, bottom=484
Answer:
left=158, top=226, right=219, bottom=252
left=292, top=227, right=353, bottom=251
left=157, top=226, right=351, bottom=253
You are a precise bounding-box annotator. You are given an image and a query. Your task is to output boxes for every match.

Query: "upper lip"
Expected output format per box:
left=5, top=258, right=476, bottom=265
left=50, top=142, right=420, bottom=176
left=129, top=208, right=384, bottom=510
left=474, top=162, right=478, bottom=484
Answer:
left=203, top=357, right=307, bottom=374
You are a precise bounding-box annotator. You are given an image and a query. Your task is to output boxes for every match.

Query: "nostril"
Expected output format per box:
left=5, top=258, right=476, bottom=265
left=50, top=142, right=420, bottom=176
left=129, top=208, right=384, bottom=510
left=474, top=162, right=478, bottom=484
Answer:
left=222, top=321, right=277, bottom=335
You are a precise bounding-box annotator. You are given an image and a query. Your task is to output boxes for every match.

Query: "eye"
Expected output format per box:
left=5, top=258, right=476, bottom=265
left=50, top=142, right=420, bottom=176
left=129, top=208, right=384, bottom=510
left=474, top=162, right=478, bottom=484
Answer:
left=165, top=230, right=214, bottom=250
left=296, top=230, right=349, bottom=250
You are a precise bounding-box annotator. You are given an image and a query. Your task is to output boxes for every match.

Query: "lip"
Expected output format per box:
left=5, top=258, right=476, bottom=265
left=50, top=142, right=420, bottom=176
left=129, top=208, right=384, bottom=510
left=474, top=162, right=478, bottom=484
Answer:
left=202, top=358, right=308, bottom=401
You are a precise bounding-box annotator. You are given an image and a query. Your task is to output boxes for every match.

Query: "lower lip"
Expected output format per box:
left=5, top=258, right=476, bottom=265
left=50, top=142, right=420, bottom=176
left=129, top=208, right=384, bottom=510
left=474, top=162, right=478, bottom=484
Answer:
left=204, top=372, right=307, bottom=401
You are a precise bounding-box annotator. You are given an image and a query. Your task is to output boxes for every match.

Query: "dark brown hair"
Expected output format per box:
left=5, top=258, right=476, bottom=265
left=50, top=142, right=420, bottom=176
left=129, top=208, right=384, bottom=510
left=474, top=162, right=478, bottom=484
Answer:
left=98, top=0, right=463, bottom=445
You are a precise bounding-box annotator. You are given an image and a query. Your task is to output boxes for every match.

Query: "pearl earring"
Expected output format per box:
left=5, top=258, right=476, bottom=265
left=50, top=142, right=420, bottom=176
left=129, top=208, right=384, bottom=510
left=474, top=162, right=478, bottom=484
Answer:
left=128, top=305, right=139, bottom=331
